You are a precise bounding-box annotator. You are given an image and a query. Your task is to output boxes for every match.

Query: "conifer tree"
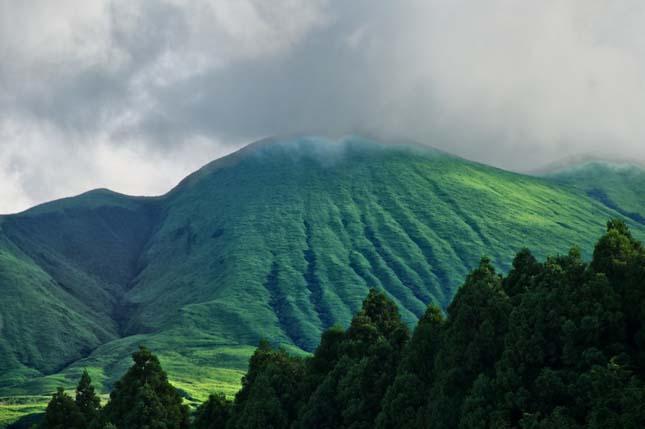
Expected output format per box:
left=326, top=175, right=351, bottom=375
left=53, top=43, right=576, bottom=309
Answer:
left=227, top=340, right=304, bottom=429
left=424, top=257, right=510, bottom=429
left=376, top=304, right=444, bottom=429
left=230, top=373, right=289, bottom=429
left=295, top=289, right=409, bottom=429
left=464, top=230, right=634, bottom=427
left=194, top=393, right=231, bottom=429
left=503, top=248, right=539, bottom=300
left=41, top=387, right=85, bottom=429
left=75, top=369, right=101, bottom=426
left=593, top=219, right=645, bottom=375
left=102, top=346, right=189, bottom=429
left=591, top=219, right=642, bottom=285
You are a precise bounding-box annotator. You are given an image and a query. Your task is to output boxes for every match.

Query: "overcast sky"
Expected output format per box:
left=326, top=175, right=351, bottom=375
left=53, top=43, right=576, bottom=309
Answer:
left=1, top=0, right=645, bottom=213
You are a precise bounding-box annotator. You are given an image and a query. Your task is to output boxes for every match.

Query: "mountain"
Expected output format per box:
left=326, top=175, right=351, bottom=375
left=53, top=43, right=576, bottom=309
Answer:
left=1, top=135, right=644, bottom=421
left=544, top=160, right=645, bottom=225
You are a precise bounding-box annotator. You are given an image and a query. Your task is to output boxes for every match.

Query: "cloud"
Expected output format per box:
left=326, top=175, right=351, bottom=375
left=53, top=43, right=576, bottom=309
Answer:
left=1, top=0, right=645, bottom=212
left=0, top=114, right=231, bottom=213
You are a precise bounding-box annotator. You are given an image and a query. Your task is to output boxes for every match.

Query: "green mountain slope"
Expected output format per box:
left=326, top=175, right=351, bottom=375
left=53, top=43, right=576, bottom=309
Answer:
left=545, top=160, right=645, bottom=224
left=1, top=136, right=644, bottom=422
left=0, top=191, right=159, bottom=389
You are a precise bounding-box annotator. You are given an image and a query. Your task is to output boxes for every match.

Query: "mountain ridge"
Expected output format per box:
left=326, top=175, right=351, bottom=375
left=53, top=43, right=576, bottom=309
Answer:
left=531, top=153, right=645, bottom=176
left=1, top=135, right=644, bottom=424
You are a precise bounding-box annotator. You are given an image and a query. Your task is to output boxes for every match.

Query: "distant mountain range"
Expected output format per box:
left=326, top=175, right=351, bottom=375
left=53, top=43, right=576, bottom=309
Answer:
left=530, top=153, right=645, bottom=176
left=1, top=135, right=644, bottom=409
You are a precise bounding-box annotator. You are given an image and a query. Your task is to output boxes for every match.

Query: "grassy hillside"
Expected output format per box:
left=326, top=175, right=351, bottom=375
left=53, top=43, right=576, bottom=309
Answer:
left=546, top=160, right=645, bottom=223
left=1, top=136, right=644, bottom=425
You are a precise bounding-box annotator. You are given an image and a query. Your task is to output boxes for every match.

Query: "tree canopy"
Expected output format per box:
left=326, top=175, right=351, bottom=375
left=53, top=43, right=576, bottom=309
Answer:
left=102, top=345, right=189, bottom=429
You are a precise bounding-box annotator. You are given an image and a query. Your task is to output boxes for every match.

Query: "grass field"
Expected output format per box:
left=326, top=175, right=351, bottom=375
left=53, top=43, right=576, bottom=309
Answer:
left=0, top=396, right=48, bottom=427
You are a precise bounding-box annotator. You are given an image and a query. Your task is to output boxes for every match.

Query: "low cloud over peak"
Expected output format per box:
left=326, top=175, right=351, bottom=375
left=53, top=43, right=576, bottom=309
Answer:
left=2, top=0, right=645, bottom=212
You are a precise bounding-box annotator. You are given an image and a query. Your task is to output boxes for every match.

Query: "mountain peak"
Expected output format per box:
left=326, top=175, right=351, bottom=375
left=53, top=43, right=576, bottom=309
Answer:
left=170, top=134, right=445, bottom=194
left=231, top=134, right=443, bottom=159
left=2, top=130, right=645, bottom=416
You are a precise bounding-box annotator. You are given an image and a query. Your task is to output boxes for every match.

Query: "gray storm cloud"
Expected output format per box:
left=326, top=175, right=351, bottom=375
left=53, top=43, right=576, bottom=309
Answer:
left=1, top=0, right=645, bottom=213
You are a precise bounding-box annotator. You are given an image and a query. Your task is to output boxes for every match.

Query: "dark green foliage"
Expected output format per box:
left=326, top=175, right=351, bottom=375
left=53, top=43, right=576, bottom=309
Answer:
left=302, top=326, right=345, bottom=389
left=375, top=305, right=444, bottom=428
left=424, top=258, right=511, bottom=429
left=75, top=370, right=101, bottom=426
left=580, top=360, right=645, bottom=429
left=194, top=393, right=231, bottom=429
left=36, top=348, right=188, bottom=429
left=199, top=219, right=645, bottom=429
left=102, top=346, right=189, bottom=429
left=293, top=358, right=347, bottom=429
left=593, top=220, right=645, bottom=375
left=460, top=219, right=645, bottom=428
left=304, top=289, right=409, bottom=429
left=592, top=219, right=642, bottom=284
left=41, top=387, right=85, bottom=429
left=229, top=373, right=289, bottom=429
left=503, top=248, right=540, bottom=300
left=625, top=250, right=645, bottom=375
left=495, top=251, right=626, bottom=425
left=224, top=289, right=409, bottom=429
left=347, top=288, right=410, bottom=349
left=226, top=340, right=305, bottom=429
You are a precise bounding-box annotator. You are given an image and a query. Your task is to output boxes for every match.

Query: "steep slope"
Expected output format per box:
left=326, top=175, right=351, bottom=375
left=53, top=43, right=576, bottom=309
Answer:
left=0, top=190, right=160, bottom=388
left=1, top=136, right=644, bottom=415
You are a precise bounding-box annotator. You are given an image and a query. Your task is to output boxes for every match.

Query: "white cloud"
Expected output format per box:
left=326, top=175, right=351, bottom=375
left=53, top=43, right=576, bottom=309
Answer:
left=0, top=115, right=230, bottom=213
left=0, top=162, right=32, bottom=214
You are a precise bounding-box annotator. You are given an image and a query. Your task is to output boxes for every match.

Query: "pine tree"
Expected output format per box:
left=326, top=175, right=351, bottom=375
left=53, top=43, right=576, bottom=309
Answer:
left=75, top=369, right=101, bottom=426
left=293, top=359, right=347, bottom=429
left=376, top=304, right=444, bottom=429
left=125, top=382, right=167, bottom=428
left=591, top=219, right=642, bottom=285
left=584, top=360, right=645, bottom=428
left=294, top=289, right=409, bottom=429
left=467, top=236, right=631, bottom=427
left=194, top=393, right=231, bottom=429
left=102, top=345, right=189, bottom=429
left=425, top=257, right=511, bottom=429
left=593, top=219, right=645, bottom=376
left=302, top=326, right=345, bottom=393
left=503, top=248, right=539, bottom=300
left=227, top=340, right=305, bottom=429
left=41, top=387, right=85, bottom=429
left=230, top=373, right=289, bottom=429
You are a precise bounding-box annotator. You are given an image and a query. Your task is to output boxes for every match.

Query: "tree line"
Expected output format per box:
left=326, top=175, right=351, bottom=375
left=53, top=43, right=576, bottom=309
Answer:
left=36, top=346, right=188, bottom=429
left=35, top=219, right=645, bottom=428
